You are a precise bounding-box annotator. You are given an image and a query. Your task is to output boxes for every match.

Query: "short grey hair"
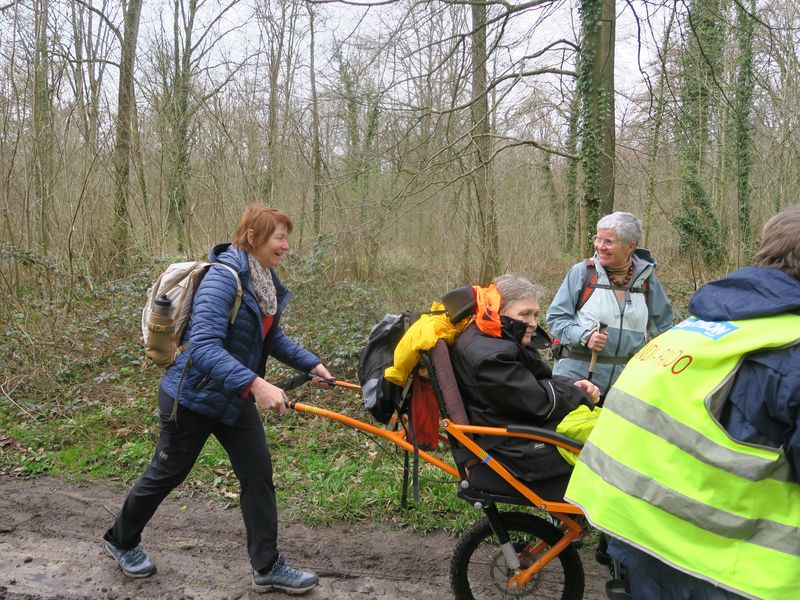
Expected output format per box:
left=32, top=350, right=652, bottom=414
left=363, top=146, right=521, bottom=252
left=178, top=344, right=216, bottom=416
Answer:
left=492, top=273, right=544, bottom=309
left=597, top=211, right=643, bottom=247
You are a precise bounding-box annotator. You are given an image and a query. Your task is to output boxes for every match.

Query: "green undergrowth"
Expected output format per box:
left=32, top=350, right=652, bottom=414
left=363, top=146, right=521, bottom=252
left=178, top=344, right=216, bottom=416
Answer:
left=0, top=254, right=694, bottom=537
left=0, top=258, right=488, bottom=535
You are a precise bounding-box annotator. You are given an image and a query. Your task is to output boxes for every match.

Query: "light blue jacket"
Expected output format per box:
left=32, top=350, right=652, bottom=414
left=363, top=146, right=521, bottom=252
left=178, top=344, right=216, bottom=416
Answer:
left=545, top=252, right=673, bottom=394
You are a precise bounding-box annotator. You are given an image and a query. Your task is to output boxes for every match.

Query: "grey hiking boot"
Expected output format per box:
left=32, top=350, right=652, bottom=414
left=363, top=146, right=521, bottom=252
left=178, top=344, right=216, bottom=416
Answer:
left=252, top=556, right=319, bottom=595
left=103, top=540, right=156, bottom=578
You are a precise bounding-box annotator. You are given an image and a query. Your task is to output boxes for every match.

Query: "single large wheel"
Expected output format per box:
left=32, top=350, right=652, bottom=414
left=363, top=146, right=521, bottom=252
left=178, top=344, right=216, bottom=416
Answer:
left=451, top=511, right=584, bottom=600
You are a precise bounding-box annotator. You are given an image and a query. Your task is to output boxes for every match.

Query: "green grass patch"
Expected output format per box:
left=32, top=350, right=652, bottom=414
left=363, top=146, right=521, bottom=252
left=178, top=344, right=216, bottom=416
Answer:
left=269, top=407, right=478, bottom=533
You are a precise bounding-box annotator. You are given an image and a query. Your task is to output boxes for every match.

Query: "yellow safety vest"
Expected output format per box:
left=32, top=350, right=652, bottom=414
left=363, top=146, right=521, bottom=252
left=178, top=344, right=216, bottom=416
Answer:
left=566, top=314, right=800, bottom=600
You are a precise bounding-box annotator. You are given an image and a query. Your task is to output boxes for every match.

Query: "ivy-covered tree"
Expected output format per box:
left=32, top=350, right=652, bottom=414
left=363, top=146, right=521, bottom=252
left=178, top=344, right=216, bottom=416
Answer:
left=733, top=0, right=756, bottom=256
left=578, top=0, right=615, bottom=253
left=33, top=0, right=54, bottom=253
left=471, top=1, right=499, bottom=283
left=674, top=0, right=725, bottom=263
left=112, top=0, right=143, bottom=268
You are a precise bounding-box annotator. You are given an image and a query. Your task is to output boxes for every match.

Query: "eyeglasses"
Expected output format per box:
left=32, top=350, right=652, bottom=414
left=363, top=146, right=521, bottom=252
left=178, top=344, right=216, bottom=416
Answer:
left=592, top=235, right=619, bottom=248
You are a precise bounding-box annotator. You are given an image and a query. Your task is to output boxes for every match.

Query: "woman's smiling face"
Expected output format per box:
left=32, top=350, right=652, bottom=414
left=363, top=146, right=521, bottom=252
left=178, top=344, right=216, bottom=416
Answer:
left=250, top=223, right=290, bottom=268
left=594, top=228, right=635, bottom=270
left=500, top=297, right=540, bottom=346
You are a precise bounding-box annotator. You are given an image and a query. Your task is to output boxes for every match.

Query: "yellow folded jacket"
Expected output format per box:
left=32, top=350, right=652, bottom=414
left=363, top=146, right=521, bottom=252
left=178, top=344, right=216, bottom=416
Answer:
left=556, top=405, right=601, bottom=465
left=384, top=302, right=470, bottom=387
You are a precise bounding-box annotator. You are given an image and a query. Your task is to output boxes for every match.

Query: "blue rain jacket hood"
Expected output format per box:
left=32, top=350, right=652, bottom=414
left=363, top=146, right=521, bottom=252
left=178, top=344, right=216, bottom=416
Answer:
left=689, top=265, right=800, bottom=321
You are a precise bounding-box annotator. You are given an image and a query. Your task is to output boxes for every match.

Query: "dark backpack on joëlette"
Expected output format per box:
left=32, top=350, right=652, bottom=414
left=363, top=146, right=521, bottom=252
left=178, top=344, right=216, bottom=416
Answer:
left=357, top=308, right=448, bottom=505
left=357, top=311, right=420, bottom=424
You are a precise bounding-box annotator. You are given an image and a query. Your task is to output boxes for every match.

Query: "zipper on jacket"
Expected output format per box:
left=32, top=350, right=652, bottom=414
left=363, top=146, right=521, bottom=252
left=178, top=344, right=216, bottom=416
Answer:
left=544, top=380, right=557, bottom=420
left=608, top=297, right=628, bottom=391
left=195, top=373, right=210, bottom=390
left=172, top=356, right=192, bottom=423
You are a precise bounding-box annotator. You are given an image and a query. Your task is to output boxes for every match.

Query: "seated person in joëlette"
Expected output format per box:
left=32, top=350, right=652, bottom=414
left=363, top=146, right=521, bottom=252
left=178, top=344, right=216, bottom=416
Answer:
left=449, top=274, right=601, bottom=487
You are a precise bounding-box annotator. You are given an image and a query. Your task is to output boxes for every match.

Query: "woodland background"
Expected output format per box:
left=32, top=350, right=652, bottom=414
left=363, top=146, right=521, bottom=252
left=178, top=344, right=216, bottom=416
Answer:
left=3, top=0, right=798, bottom=304
left=0, top=0, right=798, bottom=523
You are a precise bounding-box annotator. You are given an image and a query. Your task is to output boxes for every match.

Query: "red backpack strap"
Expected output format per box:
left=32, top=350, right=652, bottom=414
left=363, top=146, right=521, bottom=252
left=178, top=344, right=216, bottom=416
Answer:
left=576, top=259, right=598, bottom=311
left=629, top=275, right=650, bottom=303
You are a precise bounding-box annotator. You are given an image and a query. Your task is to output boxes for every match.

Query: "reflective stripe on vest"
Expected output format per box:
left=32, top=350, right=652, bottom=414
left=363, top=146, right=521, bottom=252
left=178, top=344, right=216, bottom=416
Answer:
left=566, top=313, right=800, bottom=600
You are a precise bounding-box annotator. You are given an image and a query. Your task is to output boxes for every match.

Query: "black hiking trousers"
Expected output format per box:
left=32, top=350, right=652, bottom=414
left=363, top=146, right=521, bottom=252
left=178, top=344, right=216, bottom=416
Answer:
left=104, top=386, right=279, bottom=572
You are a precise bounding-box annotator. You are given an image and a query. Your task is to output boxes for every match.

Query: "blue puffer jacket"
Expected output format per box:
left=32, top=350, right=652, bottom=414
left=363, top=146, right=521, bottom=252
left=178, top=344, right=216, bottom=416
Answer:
left=688, top=265, right=800, bottom=477
left=159, top=243, right=320, bottom=425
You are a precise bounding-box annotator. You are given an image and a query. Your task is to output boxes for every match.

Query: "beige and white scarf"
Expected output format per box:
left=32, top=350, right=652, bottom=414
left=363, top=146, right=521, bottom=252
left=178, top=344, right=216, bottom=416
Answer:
left=247, top=255, right=278, bottom=317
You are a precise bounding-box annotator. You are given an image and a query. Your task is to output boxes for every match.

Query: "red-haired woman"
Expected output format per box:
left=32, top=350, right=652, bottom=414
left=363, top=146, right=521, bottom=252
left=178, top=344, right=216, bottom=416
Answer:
left=103, top=205, right=332, bottom=595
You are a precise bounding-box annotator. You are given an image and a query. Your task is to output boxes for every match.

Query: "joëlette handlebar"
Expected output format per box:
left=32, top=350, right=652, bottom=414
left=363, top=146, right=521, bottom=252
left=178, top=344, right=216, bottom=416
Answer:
left=277, top=373, right=361, bottom=392
left=247, top=373, right=361, bottom=405
left=267, top=374, right=460, bottom=478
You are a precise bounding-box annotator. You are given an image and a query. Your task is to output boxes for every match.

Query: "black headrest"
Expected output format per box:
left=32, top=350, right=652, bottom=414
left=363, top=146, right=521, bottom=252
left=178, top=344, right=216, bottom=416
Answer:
left=441, top=285, right=475, bottom=324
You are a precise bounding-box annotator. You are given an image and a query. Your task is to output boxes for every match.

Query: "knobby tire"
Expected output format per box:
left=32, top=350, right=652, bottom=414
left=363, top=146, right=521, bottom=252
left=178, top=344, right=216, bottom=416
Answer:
left=450, top=511, right=584, bottom=600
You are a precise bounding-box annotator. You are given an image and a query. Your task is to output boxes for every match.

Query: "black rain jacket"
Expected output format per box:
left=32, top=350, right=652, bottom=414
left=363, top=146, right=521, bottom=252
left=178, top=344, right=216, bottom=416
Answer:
left=450, top=321, right=592, bottom=481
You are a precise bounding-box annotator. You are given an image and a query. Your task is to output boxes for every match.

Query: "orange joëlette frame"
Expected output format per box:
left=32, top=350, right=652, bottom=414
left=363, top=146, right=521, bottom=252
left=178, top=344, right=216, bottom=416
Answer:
left=287, top=400, right=459, bottom=478
left=286, top=399, right=584, bottom=589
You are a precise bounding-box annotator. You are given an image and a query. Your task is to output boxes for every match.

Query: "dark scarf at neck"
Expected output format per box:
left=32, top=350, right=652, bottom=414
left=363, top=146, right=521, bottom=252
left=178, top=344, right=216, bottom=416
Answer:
left=606, top=260, right=633, bottom=287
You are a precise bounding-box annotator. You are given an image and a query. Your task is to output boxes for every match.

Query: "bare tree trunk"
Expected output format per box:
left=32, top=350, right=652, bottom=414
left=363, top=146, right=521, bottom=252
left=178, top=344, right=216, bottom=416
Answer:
left=540, top=151, right=561, bottom=228
left=69, top=2, right=90, bottom=146
left=565, top=87, right=581, bottom=256
left=307, top=2, right=322, bottom=239
left=471, top=2, right=499, bottom=284
left=264, top=4, right=287, bottom=203
left=68, top=2, right=106, bottom=149
left=166, top=0, right=196, bottom=253
left=112, top=0, right=143, bottom=268
left=337, top=53, right=361, bottom=181
left=33, top=0, right=54, bottom=253
left=131, top=87, right=151, bottom=246
left=643, top=5, right=676, bottom=248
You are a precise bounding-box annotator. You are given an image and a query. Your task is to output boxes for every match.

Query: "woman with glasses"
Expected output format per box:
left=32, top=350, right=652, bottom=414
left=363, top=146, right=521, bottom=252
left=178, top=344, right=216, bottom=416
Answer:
left=545, top=211, right=673, bottom=400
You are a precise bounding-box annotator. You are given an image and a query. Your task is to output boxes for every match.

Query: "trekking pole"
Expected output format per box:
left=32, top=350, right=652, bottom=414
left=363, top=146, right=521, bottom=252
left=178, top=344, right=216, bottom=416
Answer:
left=249, top=374, right=361, bottom=410
left=587, top=322, right=608, bottom=382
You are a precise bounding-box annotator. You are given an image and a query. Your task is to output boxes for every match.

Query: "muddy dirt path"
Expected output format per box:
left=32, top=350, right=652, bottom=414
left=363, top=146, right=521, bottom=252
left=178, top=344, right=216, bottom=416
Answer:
left=0, top=475, right=609, bottom=599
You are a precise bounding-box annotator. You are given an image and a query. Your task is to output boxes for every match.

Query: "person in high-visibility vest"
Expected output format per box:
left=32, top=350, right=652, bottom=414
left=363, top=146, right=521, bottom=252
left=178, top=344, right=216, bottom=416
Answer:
left=566, top=206, right=800, bottom=600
